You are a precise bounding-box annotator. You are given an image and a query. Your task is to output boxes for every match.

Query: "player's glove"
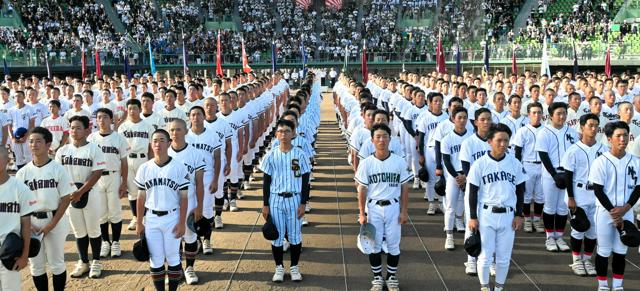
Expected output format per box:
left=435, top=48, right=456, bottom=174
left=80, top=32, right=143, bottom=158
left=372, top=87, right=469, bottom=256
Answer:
left=553, top=172, right=567, bottom=189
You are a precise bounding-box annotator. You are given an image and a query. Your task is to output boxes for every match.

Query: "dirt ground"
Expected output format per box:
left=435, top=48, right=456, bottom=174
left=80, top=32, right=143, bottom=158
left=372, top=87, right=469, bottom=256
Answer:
left=19, top=92, right=640, bottom=291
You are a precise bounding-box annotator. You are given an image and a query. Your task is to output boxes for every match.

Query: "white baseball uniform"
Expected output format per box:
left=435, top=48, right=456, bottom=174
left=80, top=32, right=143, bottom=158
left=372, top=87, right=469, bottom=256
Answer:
left=118, top=119, right=155, bottom=200
left=40, top=116, right=70, bottom=152
left=441, top=129, right=473, bottom=231
left=512, top=124, right=544, bottom=205
left=187, top=128, right=221, bottom=219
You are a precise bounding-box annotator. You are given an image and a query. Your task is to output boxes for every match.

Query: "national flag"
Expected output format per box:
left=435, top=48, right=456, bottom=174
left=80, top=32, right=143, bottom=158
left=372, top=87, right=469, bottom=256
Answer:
left=44, top=51, right=51, bottom=79
left=326, top=0, right=342, bottom=10
left=511, top=44, right=517, bottom=75
left=216, top=31, right=223, bottom=77
left=572, top=41, right=579, bottom=79
left=241, top=38, right=252, bottom=73
left=455, top=43, right=461, bottom=77
left=605, top=44, right=611, bottom=78
left=436, top=32, right=446, bottom=74
left=123, top=49, right=131, bottom=79
left=2, top=57, right=8, bottom=76
left=81, top=45, right=87, bottom=80
left=342, top=45, right=349, bottom=73
left=182, top=29, right=189, bottom=76
left=540, top=34, right=550, bottom=77
left=361, top=40, right=368, bottom=83
left=296, top=0, right=311, bottom=10
left=300, top=35, right=307, bottom=79
left=271, top=40, right=277, bottom=74
left=148, top=38, right=156, bottom=75
left=94, top=50, right=102, bottom=78
left=483, top=40, right=489, bottom=74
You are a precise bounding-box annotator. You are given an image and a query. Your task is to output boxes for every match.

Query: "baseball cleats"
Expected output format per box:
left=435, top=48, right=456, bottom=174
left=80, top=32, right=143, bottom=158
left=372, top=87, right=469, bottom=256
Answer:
left=305, top=203, right=311, bottom=213
left=545, top=237, right=559, bottom=252
left=370, top=275, right=384, bottom=291
left=445, top=236, right=455, bottom=250
left=237, top=191, right=244, bottom=199
left=597, top=287, right=610, bottom=291
left=583, top=259, right=597, bottom=276
left=242, top=180, right=251, bottom=190
left=301, top=216, right=309, bottom=226
left=534, top=220, right=545, bottom=233
left=202, top=239, right=213, bottom=255
left=222, top=199, right=229, bottom=211
left=290, top=265, right=303, bottom=282
left=612, top=287, right=625, bottom=291
left=524, top=219, right=533, bottom=233
left=570, top=261, right=587, bottom=276
left=412, top=179, right=420, bottom=189
left=455, top=218, right=465, bottom=233
left=427, top=203, right=436, bottom=215
left=494, top=287, right=504, bottom=291
left=464, top=260, right=477, bottom=276
left=128, top=217, right=137, bottom=231
left=423, top=193, right=429, bottom=200
left=99, top=241, right=111, bottom=258
left=70, top=261, right=90, bottom=278
left=89, top=260, right=102, bottom=278
left=229, top=200, right=239, bottom=212
left=556, top=238, right=571, bottom=252
left=386, top=275, right=399, bottom=291
left=111, top=241, right=121, bottom=257
left=272, top=265, right=285, bottom=282
left=214, top=215, right=224, bottom=229
left=184, top=266, right=199, bottom=285
left=480, top=287, right=490, bottom=291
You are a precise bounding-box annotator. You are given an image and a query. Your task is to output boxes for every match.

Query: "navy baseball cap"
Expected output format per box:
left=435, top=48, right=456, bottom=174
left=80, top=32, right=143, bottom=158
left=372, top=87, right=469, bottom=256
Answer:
left=13, top=127, right=27, bottom=139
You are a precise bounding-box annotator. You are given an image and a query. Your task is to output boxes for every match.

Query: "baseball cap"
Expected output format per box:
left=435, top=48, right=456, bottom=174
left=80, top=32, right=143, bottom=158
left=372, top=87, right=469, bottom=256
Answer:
left=357, top=223, right=376, bottom=254
left=464, top=229, right=481, bottom=257
left=13, top=127, right=27, bottom=139
left=132, top=234, right=150, bottom=261
left=418, top=167, right=429, bottom=183
left=186, top=212, right=197, bottom=233
left=434, top=176, right=446, bottom=196
left=0, top=233, right=41, bottom=269
left=262, top=215, right=279, bottom=241
left=569, top=207, right=590, bottom=232
left=71, top=182, right=90, bottom=209
left=618, top=220, right=640, bottom=247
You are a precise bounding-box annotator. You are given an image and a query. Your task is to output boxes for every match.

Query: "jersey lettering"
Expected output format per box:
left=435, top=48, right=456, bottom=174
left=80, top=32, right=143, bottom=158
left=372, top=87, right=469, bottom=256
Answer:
left=144, top=178, right=182, bottom=190
left=367, top=172, right=401, bottom=185
left=122, top=131, right=150, bottom=139
left=60, top=155, right=94, bottom=167
left=191, top=143, right=217, bottom=154
left=0, top=201, right=21, bottom=213
left=25, top=179, right=58, bottom=191
left=164, top=116, right=181, bottom=124
left=481, top=171, right=517, bottom=185
left=472, top=150, right=490, bottom=161
left=449, top=144, right=461, bottom=154
left=100, top=146, right=120, bottom=155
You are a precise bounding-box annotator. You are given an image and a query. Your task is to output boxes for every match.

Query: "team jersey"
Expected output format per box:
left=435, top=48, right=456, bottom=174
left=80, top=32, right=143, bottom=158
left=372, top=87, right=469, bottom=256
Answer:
left=0, top=112, right=8, bottom=143
left=511, top=124, right=543, bottom=162
left=589, top=152, right=640, bottom=208
left=8, top=104, right=35, bottom=129
left=175, top=101, right=193, bottom=115
left=499, top=115, right=529, bottom=137
left=460, top=134, right=492, bottom=167
left=55, top=142, right=106, bottom=183
left=0, top=177, right=38, bottom=241
left=16, top=159, right=76, bottom=212
left=600, top=104, right=618, bottom=121
left=354, top=153, right=413, bottom=201
left=416, top=110, right=449, bottom=149
left=63, top=109, right=91, bottom=123
left=561, top=141, right=608, bottom=205
left=217, top=111, right=245, bottom=155
left=272, top=136, right=314, bottom=160
left=161, top=107, right=188, bottom=125
left=259, top=146, right=311, bottom=194
left=135, top=157, right=190, bottom=211
left=0, top=99, right=15, bottom=114
left=535, top=124, right=579, bottom=177
left=358, top=136, right=405, bottom=159
left=141, top=112, right=167, bottom=130
left=28, top=101, right=48, bottom=125
left=118, top=119, right=155, bottom=155
left=40, top=116, right=69, bottom=150
left=574, top=114, right=608, bottom=144
left=441, top=129, right=474, bottom=173
left=467, top=153, right=528, bottom=209
left=349, top=126, right=371, bottom=153
left=206, top=117, right=233, bottom=162
left=88, top=131, right=130, bottom=172
left=187, top=128, right=221, bottom=184
left=431, top=118, right=474, bottom=147
left=400, top=104, right=429, bottom=131
left=168, top=144, right=206, bottom=209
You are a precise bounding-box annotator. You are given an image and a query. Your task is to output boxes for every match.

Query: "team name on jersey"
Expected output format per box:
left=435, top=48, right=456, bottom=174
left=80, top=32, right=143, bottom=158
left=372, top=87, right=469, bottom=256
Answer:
left=122, top=131, right=149, bottom=139
left=424, top=121, right=439, bottom=131
left=0, top=201, right=21, bottom=213
left=25, top=178, right=58, bottom=191
left=481, top=171, right=518, bottom=185
left=567, top=118, right=579, bottom=127
left=191, top=143, right=217, bottom=154
left=99, top=146, right=120, bottom=155
left=367, top=172, right=401, bottom=186
left=602, top=111, right=619, bottom=120
left=46, top=125, right=65, bottom=132
left=472, top=150, right=490, bottom=161
left=144, top=178, right=182, bottom=190
left=449, top=144, right=461, bottom=154
left=60, top=155, right=94, bottom=167
left=164, top=117, right=181, bottom=124
left=182, top=163, right=196, bottom=174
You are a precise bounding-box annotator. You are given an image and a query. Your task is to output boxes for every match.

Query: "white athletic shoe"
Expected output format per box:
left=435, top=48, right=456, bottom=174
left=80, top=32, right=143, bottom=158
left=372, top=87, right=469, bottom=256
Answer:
left=214, top=216, right=224, bottom=229
left=455, top=218, right=465, bottom=233
left=272, top=265, right=285, bottom=282
left=184, top=266, right=199, bottom=285
left=480, top=287, right=490, bottom=291
left=88, top=260, right=102, bottom=278
left=370, top=275, right=385, bottom=291
left=110, top=241, right=121, bottom=257
left=99, top=241, right=111, bottom=258
left=424, top=193, right=429, bottom=200
left=70, top=261, right=90, bottom=278
left=612, top=287, right=625, bottom=291
left=445, top=236, right=455, bottom=250
left=222, top=199, right=229, bottom=211
left=524, top=220, right=533, bottom=233
left=570, top=261, right=587, bottom=276
left=301, top=216, right=309, bottom=226
left=202, top=239, right=213, bottom=255
left=583, top=259, right=597, bottom=276
left=546, top=238, right=559, bottom=252
left=598, top=287, right=611, bottom=291
left=412, top=179, right=420, bottom=189
left=128, top=217, right=137, bottom=231
left=534, top=220, right=545, bottom=233
left=464, top=260, right=477, bottom=276
left=237, top=189, right=245, bottom=199
left=490, top=263, right=496, bottom=277
left=290, top=265, right=303, bottom=282
left=242, top=180, right=251, bottom=190
left=386, top=275, right=400, bottom=291
left=283, top=239, right=290, bottom=252
left=556, top=238, right=571, bottom=252
left=229, top=199, right=238, bottom=212
left=427, top=203, right=436, bottom=215
left=493, top=287, right=504, bottom=291
left=305, top=203, right=311, bottom=213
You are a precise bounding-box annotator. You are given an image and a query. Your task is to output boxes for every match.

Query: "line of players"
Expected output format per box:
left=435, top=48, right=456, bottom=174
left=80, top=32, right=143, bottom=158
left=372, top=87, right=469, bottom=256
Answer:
left=333, top=71, right=640, bottom=291
left=0, top=71, right=316, bottom=290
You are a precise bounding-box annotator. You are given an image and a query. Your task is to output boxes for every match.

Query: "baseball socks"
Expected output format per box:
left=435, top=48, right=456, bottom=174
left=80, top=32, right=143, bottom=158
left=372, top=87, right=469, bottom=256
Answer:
left=76, top=236, right=91, bottom=264
left=596, top=254, right=609, bottom=288
left=570, top=236, right=583, bottom=262
left=167, top=265, right=183, bottom=291
left=129, top=200, right=138, bottom=230
left=150, top=266, right=166, bottom=291
left=272, top=245, right=284, bottom=266
left=386, top=254, right=399, bottom=279
left=611, top=252, right=626, bottom=289
left=368, top=252, right=383, bottom=277
left=184, top=241, right=198, bottom=268
left=290, top=243, right=302, bottom=267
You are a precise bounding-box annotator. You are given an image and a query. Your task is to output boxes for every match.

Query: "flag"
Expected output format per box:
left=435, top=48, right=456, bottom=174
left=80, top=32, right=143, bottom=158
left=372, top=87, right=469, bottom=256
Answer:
left=271, top=40, right=277, bottom=74
left=605, top=44, right=611, bottom=78
left=241, top=38, right=252, bottom=73
left=326, top=0, right=342, bottom=10
left=2, top=57, right=8, bottom=76
left=124, top=49, right=132, bottom=79
left=300, top=35, right=307, bottom=79
left=94, top=50, right=102, bottom=78
left=216, top=31, right=223, bottom=77
left=483, top=41, right=489, bottom=74
left=540, top=34, right=550, bottom=77
left=361, top=41, right=368, bottom=83
left=44, top=51, right=51, bottom=79
left=511, top=44, right=517, bottom=75
left=572, top=41, right=579, bottom=79
left=342, top=45, right=349, bottom=73
left=148, top=38, right=156, bottom=75
left=455, top=43, right=461, bottom=77
left=296, top=0, right=311, bottom=10
left=182, top=29, right=189, bottom=76
left=81, top=45, right=87, bottom=80
left=436, top=32, right=446, bottom=74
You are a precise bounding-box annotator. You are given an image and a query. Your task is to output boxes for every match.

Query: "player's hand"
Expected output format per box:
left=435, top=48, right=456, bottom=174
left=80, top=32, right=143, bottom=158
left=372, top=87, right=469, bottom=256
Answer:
left=455, top=175, right=466, bottom=187
left=69, top=191, right=84, bottom=202
left=435, top=169, right=442, bottom=177
left=614, top=217, right=624, bottom=229
left=513, top=216, right=523, bottom=230
left=136, top=222, right=145, bottom=237
left=418, top=155, right=425, bottom=166
left=236, top=151, right=243, bottom=162
left=250, top=141, right=256, bottom=149
left=262, top=206, right=270, bottom=221
left=194, top=206, right=203, bottom=221
left=40, top=223, right=55, bottom=236
left=297, top=204, right=305, bottom=218
left=173, top=222, right=185, bottom=238
left=358, top=213, right=367, bottom=225
left=468, top=219, right=479, bottom=231
left=209, top=183, right=218, bottom=194
left=610, top=206, right=629, bottom=219
left=567, top=198, right=577, bottom=213
left=12, top=255, right=28, bottom=271
left=224, top=165, right=231, bottom=176
left=118, top=183, right=128, bottom=198
left=399, top=211, right=408, bottom=224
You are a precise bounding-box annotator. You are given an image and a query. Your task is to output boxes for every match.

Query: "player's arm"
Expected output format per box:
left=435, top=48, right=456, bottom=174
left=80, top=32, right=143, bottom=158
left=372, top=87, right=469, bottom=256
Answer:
left=356, top=184, right=368, bottom=224
left=435, top=140, right=443, bottom=172
left=28, top=116, right=35, bottom=132
left=417, top=130, right=426, bottom=157
left=225, top=137, right=232, bottom=170
left=15, top=215, right=31, bottom=270
left=461, top=161, right=471, bottom=176
left=298, top=172, right=310, bottom=218
left=442, top=153, right=459, bottom=177
left=592, top=184, right=615, bottom=211
left=175, top=188, right=188, bottom=238
left=210, top=148, right=221, bottom=193
left=236, top=127, right=244, bottom=161
left=515, top=182, right=525, bottom=217
left=251, top=118, right=258, bottom=148
left=242, top=124, right=249, bottom=155
left=514, top=146, right=523, bottom=161
left=194, top=169, right=204, bottom=220
left=75, top=169, right=102, bottom=200
left=538, top=151, right=558, bottom=177
left=1, top=124, right=7, bottom=145
left=468, top=183, right=480, bottom=230
left=399, top=180, right=409, bottom=224
left=136, top=190, right=146, bottom=235
left=565, top=170, right=576, bottom=210
left=119, top=155, right=128, bottom=197
left=262, top=174, right=272, bottom=220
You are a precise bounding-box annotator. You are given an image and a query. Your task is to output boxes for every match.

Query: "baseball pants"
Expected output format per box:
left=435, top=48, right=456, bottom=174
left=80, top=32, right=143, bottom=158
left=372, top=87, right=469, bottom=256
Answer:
left=29, top=214, right=70, bottom=276
left=595, top=206, right=633, bottom=257
left=145, top=211, right=181, bottom=268
left=269, top=193, right=302, bottom=247
left=424, top=147, right=437, bottom=202
left=523, top=162, right=543, bottom=204
left=367, top=199, right=402, bottom=256
left=183, top=207, right=197, bottom=244
left=565, top=189, right=597, bottom=240
left=542, top=176, right=569, bottom=216
left=201, top=176, right=215, bottom=219
left=406, top=137, right=419, bottom=179
left=127, top=156, right=147, bottom=200
left=11, top=141, right=30, bottom=167
left=477, top=206, right=515, bottom=286
left=444, top=174, right=465, bottom=231
left=96, top=172, right=123, bottom=224
left=0, top=261, right=20, bottom=291
left=68, top=190, right=102, bottom=238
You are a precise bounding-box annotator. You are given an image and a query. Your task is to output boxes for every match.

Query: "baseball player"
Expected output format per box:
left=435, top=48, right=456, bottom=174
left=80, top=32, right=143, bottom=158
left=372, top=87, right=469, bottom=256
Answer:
left=217, top=92, right=246, bottom=212
left=118, top=99, right=155, bottom=231
left=161, top=89, right=188, bottom=125
left=260, top=119, right=311, bottom=283
left=358, top=110, right=405, bottom=159
left=0, top=146, right=37, bottom=291
left=398, top=90, right=428, bottom=188
left=512, top=102, right=545, bottom=233
left=56, top=115, right=106, bottom=278
left=17, top=127, right=75, bottom=291
left=204, top=97, right=232, bottom=229
left=135, top=129, right=190, bottom=291
left=8, top=90, right=35, bottom=169
left=355, top=123, right=412, bottom=291
left=40, top=100, right=70, bottom=156
left=499, top=95, right=528, bottom=140
left=535, top=102, right=579, bottom=252
left=468, top=123, right=527, bottom=291
left=168, top=119, right=205, bottom=285
left=588, top=121, right=640, bottom=291
left=141, top=92, right=167, bottom=130
left=561, top=113, right=607, bottom=277
left=88, top=108, right=129, bottom=258
left=350, top=103, right=378, bottom=171
left=187, top=106, right=221, bottom=255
